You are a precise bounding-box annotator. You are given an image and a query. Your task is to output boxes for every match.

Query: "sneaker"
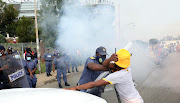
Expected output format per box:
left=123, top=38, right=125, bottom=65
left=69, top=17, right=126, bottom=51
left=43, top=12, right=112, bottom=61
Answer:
left=59, top=84, right=63, bottom=88
left=65, top=82, right=70, bottom=86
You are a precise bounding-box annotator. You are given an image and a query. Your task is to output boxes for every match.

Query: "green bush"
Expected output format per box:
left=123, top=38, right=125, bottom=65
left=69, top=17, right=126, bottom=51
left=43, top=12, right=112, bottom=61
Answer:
left=35, top=62, right=46, bottom=74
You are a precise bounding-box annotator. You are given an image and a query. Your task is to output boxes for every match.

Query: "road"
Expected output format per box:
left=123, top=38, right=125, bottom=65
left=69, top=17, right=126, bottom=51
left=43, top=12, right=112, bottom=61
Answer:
left=39, top=53, right=180, bottom=103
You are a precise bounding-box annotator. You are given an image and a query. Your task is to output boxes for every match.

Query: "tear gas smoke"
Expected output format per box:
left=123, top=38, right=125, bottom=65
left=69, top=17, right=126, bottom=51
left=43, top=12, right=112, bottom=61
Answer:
left=56, top=1, right=118, bottom=59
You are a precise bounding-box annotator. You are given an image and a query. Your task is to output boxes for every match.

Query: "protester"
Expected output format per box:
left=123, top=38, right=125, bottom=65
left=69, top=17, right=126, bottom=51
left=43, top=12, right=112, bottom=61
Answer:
left=66, top=49, right=144, bottom=103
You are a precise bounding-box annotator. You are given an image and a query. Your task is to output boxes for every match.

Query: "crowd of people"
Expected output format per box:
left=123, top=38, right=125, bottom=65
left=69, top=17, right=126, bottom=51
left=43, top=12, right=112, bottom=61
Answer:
left=152, top=42, right=180, bottom=65
left=0, top=45, right=144, bottom=103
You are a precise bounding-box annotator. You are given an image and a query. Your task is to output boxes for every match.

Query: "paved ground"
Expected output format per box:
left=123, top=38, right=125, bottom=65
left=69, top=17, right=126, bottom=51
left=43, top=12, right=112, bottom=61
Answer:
left=37, top=53, right=180, bottom=103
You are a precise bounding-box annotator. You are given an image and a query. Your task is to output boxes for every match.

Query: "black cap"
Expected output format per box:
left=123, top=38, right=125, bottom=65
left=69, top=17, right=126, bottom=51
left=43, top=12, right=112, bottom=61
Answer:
left=0, top=45, right=5, bottom=50
left=96, top=46, right=108, bottom=55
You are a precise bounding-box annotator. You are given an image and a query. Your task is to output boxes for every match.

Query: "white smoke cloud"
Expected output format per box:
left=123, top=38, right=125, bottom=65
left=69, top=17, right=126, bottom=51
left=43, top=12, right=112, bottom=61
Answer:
left=56, top=1, right=119, bottom=58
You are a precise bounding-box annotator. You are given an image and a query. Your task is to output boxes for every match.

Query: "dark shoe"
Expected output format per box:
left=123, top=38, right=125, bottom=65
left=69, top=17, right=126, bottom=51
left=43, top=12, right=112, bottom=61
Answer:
left=59, top=84, right=63, bottom=88
left=47, top=73, right=49, bottom=77
left=68, top=71, right=71, bottom=73
left=49, top=73, right=52, bottom=76
left=76, top=70, right=79, bottom=72
left=65, top=82, right=70, bottom=86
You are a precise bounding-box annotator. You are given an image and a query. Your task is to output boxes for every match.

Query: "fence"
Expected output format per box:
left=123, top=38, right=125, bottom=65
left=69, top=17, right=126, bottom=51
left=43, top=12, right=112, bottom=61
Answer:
left=0, top=42, right=40, bottom=55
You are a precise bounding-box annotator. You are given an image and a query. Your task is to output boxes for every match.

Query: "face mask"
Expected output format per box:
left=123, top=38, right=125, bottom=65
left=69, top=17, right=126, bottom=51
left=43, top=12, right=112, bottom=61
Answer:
left=15, top=55, right=21, bottom=59
left=27, top=57, right=31, bottom=61
left=96, top=56, right=106, bottom=64
left=0, top=51, right=3, bottom=57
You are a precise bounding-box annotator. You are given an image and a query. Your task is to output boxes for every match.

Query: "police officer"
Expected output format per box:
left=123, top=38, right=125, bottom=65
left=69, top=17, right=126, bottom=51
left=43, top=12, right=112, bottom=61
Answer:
left=78, top=46, right=109, bottom=97
left=0, top=45, right=11, bottom=89
left=64, top=53, right=71, bottom=73
left=6, top=46, right=13, bottom=55
left=43, top=49, right=53, bottom=76
left=71, top=55, right=79, bottom=72
left=53, top=53, right=70, bottom=88
left=25, top=53, right=37, bottom=88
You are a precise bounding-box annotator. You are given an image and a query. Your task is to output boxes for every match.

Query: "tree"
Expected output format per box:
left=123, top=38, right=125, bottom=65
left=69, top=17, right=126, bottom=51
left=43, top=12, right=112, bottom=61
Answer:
left=0, top=34, right=6, bottom=43
left=0, top=1, right=19, bottom=36
left=38, top=0, right=63, bottom=47
left=16, top=16, right=36, bottom=42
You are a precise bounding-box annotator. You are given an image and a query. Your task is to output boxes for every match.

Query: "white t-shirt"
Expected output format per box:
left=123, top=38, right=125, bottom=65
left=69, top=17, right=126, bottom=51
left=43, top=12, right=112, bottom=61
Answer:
left=103, top=68, right=144, bottom=103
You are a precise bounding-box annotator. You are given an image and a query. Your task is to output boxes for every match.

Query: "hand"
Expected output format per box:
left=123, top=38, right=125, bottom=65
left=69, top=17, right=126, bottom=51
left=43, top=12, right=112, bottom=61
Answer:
left=30, top=74, right=34, bottom=79
left=110, top=53, right=118, bottom=62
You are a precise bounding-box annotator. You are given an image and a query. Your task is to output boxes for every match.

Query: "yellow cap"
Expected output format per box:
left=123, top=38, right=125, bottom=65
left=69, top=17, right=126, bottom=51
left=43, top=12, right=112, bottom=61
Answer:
left=115, top=49, right=131, bottom=68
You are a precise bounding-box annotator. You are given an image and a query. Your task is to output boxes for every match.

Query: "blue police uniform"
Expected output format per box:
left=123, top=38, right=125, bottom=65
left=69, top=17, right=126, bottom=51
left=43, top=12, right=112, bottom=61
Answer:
left=78, top=56, right=104, bottom=92
left=43, top=53, right=53, bottom=75
left=0, top=59, right=11, bottom=89
left=71, top=56, right=78, bottom=72
left=64, top=54, right=71, bottom=73
left=25, top=59, right=37, bottom=88
left=53, top=57, right=67, bottom=84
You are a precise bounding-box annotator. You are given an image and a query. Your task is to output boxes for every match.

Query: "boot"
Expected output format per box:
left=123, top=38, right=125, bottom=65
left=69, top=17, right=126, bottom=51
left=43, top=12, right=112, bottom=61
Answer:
left=59, top=83, right=63, bottom=88
left=49, top=73, right=52, bottom=76
left=65, top=82, right=70, bottom=86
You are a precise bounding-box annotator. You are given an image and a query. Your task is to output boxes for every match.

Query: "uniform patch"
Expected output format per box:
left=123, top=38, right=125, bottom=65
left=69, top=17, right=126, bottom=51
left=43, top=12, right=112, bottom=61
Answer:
left=103, top=48, right=106, bottom=51
left=47, top=55, right=51, bottom=57
left=90, top=57, right=95, bottom=59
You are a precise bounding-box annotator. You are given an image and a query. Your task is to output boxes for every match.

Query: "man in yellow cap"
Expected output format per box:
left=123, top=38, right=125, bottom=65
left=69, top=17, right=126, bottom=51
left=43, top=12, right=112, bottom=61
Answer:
left=65, top=49, right=143, bottom=103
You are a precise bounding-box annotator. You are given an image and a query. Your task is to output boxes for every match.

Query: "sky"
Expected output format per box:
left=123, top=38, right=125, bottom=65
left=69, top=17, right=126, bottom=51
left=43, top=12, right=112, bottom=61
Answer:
left=118, top=0, right=180, bottom=41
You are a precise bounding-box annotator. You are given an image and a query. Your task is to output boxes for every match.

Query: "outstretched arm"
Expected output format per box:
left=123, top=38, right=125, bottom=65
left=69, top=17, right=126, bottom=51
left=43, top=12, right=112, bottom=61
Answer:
left=65, top=79, right=110, bottom=90
left=87, top=63, right=109, bottom=71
